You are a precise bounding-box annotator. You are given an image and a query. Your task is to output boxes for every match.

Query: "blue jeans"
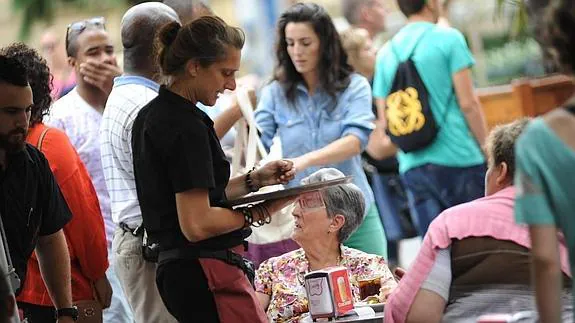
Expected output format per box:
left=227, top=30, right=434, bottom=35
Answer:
left=401, top=163, right=486, bottom=236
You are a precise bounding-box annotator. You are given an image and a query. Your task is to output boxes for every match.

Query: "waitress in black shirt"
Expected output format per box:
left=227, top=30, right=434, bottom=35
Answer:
left=131, top=16, right=295, bottom=323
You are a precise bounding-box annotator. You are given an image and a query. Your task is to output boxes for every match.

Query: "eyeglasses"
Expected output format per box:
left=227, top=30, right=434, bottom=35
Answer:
left=298, top=191, right=326, bottom=213
left=65, top=17, right=106, bottom=56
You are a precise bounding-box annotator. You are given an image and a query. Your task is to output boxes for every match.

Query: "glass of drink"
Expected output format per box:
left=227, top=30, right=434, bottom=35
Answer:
left=358, top=275, right=382, bottom=301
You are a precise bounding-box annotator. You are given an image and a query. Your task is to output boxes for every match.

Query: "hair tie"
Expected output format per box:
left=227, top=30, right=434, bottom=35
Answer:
left=162, top=22, right=181, bottom=47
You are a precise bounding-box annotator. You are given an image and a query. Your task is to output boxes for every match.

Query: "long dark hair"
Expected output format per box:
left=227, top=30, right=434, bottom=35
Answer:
left=274, top=3, right=353, bottom=103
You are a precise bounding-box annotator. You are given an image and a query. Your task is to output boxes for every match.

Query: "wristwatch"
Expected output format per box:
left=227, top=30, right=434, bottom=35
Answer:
left=55, top=306, right=79, bottom=321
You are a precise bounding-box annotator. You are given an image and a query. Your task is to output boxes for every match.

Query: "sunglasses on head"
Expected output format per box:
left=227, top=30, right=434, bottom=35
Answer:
left=65, top=17, right=106, bottom=56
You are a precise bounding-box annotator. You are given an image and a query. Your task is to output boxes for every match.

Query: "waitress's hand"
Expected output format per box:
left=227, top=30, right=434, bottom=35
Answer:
left=254, top=160, right=295, bottom=188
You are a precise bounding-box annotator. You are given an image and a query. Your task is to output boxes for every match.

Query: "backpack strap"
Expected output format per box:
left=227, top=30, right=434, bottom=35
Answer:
left=37, top=127, right=51, bottom=152
left=389, top=25, right=435, bottom=62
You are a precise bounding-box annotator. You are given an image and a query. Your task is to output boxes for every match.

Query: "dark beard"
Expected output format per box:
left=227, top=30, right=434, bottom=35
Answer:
left=0, top=128, right=27, bottom=153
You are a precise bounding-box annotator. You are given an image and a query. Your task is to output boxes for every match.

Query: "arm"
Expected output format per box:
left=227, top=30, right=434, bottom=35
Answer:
left=366, top=101, right=398, bottom=160
left=528, top=225, right=562, bottom=323
left=292, top=135, right=362, bottom=171
left=452, top=68, right=488, bottom=151
left=294, top=76, right=375, bottom=171
left=213, top=89, right=257, bottom=140
left=256, top=292, right=271, bottom=311
left=225, top=160, right=295, bottom=200
left=406, top=290, right=446, bottom=323
left=35, top=230, right=72, bottom=310
left=406, top=247, right=451, bottom=323
left=176, top=189, right=293, bottom=242
left=213, top=103, right=242, bottom=140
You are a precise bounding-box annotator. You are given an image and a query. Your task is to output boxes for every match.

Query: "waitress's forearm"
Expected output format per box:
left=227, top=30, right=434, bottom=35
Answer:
left=225, top=174, right=251, bottom=200
left=301, top=135, right=362, bottom=168
left=181, top=206, right=246, bottom=242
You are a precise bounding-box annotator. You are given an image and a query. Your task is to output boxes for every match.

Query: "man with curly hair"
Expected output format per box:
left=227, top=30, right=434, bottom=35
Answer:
left=1, top=43, right=111, bottom=323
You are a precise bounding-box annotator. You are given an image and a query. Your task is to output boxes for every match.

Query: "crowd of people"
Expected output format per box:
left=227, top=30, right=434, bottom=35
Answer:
left=0, top=0, right=574, bottom=322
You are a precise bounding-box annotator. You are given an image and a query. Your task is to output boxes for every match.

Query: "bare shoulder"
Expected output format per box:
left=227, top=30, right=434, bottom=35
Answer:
left=542, top=108, right=575, bottom=150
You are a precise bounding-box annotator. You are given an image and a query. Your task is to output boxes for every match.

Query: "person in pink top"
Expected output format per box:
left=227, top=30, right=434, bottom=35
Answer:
left=385, top=118, right=573, bottom=323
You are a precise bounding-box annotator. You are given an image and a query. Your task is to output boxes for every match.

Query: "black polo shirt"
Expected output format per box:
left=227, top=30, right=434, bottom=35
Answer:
left=0, top=144, right=71, bottom=294
left=132, top=86, right=248, bottom=251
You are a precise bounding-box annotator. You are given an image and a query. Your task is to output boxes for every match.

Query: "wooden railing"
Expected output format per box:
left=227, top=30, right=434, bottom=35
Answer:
left=477, top=74, right=575, bottom=129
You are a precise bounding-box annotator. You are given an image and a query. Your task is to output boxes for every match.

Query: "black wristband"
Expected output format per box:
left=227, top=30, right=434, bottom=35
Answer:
left=245, top=168, right=258, bottom=192
left=55, top=306, right=79, bottom=321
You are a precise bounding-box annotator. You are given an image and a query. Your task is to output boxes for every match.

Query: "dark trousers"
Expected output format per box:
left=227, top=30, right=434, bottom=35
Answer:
left=18, top=302, right=56, bottom=323
left=156, top=258, right=220, bottom=323
left=401, top=163, right=487, bottom=236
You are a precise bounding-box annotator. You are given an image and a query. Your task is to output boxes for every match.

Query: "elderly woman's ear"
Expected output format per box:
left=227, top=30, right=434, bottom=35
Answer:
left=495, top=162, right=510, bottom=186
left=329, top=214, right=346, bottom=234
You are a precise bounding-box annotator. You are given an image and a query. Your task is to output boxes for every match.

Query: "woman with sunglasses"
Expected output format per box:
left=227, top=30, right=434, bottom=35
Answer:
left=131, top=16, right=296, bottom=322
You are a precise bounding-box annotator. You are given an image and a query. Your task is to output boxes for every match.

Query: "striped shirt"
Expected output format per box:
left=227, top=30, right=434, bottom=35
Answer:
left=100, top=76, right=160, bottom=227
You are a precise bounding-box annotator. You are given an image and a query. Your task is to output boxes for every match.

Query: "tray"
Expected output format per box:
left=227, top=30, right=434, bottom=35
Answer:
left=222, top=176, right=353, bottom=207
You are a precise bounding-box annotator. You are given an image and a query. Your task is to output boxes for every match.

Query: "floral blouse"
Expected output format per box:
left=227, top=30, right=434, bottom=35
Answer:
left=255, top=246, right=397, bottom=322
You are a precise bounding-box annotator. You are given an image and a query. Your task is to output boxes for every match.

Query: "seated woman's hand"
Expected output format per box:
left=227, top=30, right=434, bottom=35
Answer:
left=378, top=285, right=394, bottom=304
left=254, top=160, right=296, bottom=188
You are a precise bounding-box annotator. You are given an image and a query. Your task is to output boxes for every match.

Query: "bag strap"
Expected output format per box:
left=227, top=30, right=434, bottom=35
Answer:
left=36, top=127, right=51, bottom=152
left=389, top=25, right=435, bottom=62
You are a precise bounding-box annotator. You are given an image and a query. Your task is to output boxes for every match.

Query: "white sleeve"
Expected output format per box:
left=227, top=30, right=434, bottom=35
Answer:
left=420, top=247, right=452, bottom=301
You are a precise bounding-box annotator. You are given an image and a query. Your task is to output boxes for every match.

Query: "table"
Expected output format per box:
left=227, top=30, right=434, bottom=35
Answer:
left=333, top=312, right=384, bottom=322
left=302, top=312, right=384, bottom=323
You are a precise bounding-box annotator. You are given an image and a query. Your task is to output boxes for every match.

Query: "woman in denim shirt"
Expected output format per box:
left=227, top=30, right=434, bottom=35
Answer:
left=254, top=3, right=387, bottom=257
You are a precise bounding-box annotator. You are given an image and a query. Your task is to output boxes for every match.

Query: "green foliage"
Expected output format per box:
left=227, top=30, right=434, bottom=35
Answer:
left=11, top=0, right=148, bottom=40
left=11, top=0, right=56, bottom=39
left=484, top=37, right=545, bottom=85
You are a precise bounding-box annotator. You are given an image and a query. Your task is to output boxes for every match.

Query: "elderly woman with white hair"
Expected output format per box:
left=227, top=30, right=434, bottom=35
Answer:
left=254, top=168, right=396, bottom=322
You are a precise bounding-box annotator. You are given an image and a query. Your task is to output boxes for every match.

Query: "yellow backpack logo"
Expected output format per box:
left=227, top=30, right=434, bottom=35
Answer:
left=385, top=87, right=426, bottom=137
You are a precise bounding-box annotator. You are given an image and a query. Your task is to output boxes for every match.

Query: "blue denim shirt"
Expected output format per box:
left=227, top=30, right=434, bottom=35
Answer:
left=254, top=73, right=376, bottom=208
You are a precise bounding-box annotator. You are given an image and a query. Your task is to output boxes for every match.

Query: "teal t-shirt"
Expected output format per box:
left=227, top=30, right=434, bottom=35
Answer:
left=372, top=22, right=484, bottom=174
left=515, top=117, right=575, bottom=309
